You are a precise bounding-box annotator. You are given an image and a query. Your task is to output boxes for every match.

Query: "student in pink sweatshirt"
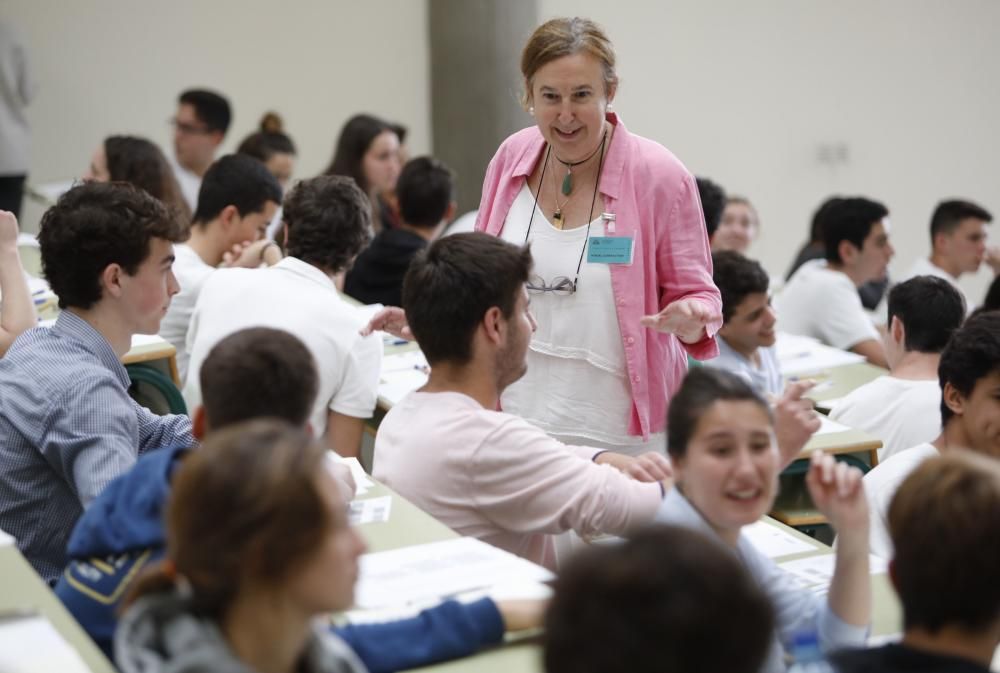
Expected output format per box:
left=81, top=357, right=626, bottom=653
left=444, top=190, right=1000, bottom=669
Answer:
left=373, top=233, right=671, bottom=569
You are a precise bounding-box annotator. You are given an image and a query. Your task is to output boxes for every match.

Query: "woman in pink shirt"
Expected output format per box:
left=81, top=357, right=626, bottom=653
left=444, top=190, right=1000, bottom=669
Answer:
left=475, top=17, right=722, bottom=454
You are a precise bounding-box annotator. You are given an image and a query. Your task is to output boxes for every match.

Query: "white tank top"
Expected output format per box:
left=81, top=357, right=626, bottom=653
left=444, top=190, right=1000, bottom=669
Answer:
left=499, top=184, right=664, bottom=454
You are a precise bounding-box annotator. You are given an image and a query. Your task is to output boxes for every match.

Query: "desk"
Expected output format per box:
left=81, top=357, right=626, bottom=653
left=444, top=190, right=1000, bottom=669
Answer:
left=123, top=335, right=180, bottom=386
left=0, top=541, right=116, bottom=673
left=350, top=477, right=901, bottom=673
left=803, top=362, right=888, bottom=412
left=802, top=425, right=882, bottom=466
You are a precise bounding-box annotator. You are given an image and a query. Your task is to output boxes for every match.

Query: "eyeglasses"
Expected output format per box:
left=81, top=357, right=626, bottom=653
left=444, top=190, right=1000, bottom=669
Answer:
left=169, top=117, right=213, bottom=136
left=527, top=274, right=577, bottom=295
left=522, top=139, right=608, bottom=298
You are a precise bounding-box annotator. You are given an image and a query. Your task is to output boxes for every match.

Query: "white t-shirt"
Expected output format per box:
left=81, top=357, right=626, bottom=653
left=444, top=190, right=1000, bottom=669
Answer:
left=160, top=243, right=215, bottom=384
left=499, top=185, right=663, bottom=455
left=183, top=257, right=382, bottom=437
left=168, top=154, right=201, bottom=213
left=862, top=442, right=938, bottom=559
left=902, top=257, right=971, bottom=314
left=777, top=259, right=879, bottom=350
left=830, top=376, right=940, bottom=462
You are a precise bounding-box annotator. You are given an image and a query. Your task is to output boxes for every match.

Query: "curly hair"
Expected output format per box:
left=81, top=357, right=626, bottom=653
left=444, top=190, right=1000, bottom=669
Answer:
left=39, top=182, right=186, bottom=309
left=283, top=175, right=372, bottom=274
left=104, top=135, right=191, bottom=228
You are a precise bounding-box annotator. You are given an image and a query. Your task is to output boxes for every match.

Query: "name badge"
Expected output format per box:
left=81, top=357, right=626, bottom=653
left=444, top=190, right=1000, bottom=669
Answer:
left=587, top=236, right=634, bottom=265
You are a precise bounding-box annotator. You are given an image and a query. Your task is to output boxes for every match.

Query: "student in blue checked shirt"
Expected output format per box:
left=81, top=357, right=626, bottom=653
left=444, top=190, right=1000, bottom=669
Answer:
left=56, top=326, right=541, bottom=672
left=0, top=182, right=193, bottom=584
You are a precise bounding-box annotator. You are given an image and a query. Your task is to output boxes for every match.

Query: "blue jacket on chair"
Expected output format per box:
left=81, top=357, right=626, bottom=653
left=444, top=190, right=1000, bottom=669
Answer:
left=54, top=445, right=505, bottom=673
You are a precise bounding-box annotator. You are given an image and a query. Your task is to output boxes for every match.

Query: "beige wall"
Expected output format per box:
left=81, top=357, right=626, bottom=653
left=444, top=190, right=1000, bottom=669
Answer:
left=7, top=1, right=999, bottom=302
left=5, top=0, right=431, bottom=230
left=540, top=0, right=1000, bottom=302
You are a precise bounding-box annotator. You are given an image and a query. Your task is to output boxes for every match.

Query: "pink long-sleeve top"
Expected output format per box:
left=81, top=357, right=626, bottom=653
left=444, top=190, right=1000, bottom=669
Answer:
left=476, top=113, right=721, bottom=438
left=372, top=391, right=663, bottom=569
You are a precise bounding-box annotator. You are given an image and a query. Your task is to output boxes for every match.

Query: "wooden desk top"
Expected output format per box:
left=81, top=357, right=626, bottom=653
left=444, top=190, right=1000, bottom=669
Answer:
left=0, top=542, right=116, bottom=673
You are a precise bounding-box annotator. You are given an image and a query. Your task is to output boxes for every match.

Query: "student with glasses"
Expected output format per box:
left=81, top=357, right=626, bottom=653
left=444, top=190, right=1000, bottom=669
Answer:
left=168, top=88, right=231, bottom=212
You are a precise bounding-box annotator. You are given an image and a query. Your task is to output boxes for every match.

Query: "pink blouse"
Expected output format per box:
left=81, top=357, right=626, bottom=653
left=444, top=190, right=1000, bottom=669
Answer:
left=476, top=113, right=721, bottom=438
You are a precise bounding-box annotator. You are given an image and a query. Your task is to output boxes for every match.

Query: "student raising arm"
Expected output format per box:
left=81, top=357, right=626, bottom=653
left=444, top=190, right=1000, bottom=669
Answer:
left=0, top=210, right=35, bottom=355
left=654, top=367, right=870, bottom=672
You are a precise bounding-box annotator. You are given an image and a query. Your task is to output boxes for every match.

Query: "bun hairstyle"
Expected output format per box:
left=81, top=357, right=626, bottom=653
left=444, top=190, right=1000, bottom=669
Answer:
left=236, top=112, right=296, bottom=161
left=122, top=420, right=333, bottom=618
left=259, top=111, right=284, bottom=134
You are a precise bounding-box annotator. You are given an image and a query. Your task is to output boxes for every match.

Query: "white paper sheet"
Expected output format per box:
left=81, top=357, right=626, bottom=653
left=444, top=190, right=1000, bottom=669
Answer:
left=378, top=370, right=428, bottom=407
left=743, top=521, right=817, bottom=559
left=130, top=333, right=168, bottom=348
left=779, top=553, right=889, bottom=592
left=776, top=332, right=865, bottom=376
left=349, top=496, right=392, bottom=526
left=354, top=537, right=554, bottom=609
left=814, top=414, right=852, bottom=436
left=0, top=527, right=14, bottom=546
left=381, top=350, right=430, bottom=374
left=0, top=614, right=95, bottom=673
left=328, top=455, right=373, bottom=497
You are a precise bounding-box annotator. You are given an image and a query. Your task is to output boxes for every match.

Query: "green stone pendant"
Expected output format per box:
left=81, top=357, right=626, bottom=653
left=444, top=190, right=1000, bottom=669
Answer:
left=561, top=171, right=572, bottom=196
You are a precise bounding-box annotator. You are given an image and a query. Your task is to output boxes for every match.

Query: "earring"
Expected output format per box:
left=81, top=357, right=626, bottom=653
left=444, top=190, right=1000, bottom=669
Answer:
left=607, top=102, right=614, bottom=112
left=529, top=106, right=535, bottom=115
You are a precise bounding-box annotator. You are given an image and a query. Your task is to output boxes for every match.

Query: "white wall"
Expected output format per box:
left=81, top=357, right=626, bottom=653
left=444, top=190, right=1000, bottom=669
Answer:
left=540, top=0, right=1000, bottom=302
left=4, top=0, right=431, bottom=231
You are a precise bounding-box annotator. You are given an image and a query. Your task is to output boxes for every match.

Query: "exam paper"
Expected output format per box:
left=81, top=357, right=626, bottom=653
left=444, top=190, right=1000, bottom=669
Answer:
left=779, top=553, right=889, bottom=593
left=0, top=614, right=95, bottom=673
left=130, top=333, right=168, bottom=348
left=354, top=537, right=554, bottom=610
left=776, top=332, right=866, bottom=376
left=743, top=521, right=817, bottom=559
left=349, top=496, right=392, bottom=526
left=0, top=527, right=14, bottom=546
left=814, top=414, right=852, bottom=436
left=328, top=456, right=373, bottom=497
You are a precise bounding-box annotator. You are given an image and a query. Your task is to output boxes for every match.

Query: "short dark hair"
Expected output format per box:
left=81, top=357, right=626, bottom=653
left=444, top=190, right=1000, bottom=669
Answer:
left=667, top=367, right=772, bottom=460
left=179, top=88, right=231, bottom=134
left=809, top=196, right=843, bottom=244
left=938, top=311, right=1000, bottom=424
left=983, top=276, right=1000, bottom=312
left=822, top=197, right=889, bottom=264
left=712, top=251, right=769, bottom=323
left=544, top=525, right=774, bottom=673
left=39, top=182, right=185, bottom=310
left=889, top=452, right=1000, bottom=634
left=403, top=233, right=532, bottom=365
left=929, top=199, right=992, bottom=243
left=696, top=176, right=726, bottom=238
left=323, top=114, right=398, bottom=194
left=887, top=276, right=965, bottom=354
left=199, top=328, right=318, bottom=430
left=192, top=154, right=283, bottom=225
left=283, top=175, right=373, bottom=274
left=396, top=157, right=454, bottom=228
left=236, top=112, right=297, bottom=161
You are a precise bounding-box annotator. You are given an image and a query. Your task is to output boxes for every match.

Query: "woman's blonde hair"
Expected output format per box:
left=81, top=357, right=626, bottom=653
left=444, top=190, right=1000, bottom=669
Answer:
left=520, top=17, right=618, bottom=107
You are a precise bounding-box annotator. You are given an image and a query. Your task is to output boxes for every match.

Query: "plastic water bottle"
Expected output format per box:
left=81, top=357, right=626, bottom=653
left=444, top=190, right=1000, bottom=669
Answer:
left=787, top=630, right=836, bottom=673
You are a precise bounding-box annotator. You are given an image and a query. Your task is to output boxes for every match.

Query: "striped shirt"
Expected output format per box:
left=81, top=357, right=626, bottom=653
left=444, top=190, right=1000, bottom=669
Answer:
left=0, top=310, right=193, bottom=583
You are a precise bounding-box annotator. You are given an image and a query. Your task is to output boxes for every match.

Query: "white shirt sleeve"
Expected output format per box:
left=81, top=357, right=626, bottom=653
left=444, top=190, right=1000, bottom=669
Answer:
left=816, top=283, right=880, bottom=351
left=328, top=331, right=382, bottom=418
